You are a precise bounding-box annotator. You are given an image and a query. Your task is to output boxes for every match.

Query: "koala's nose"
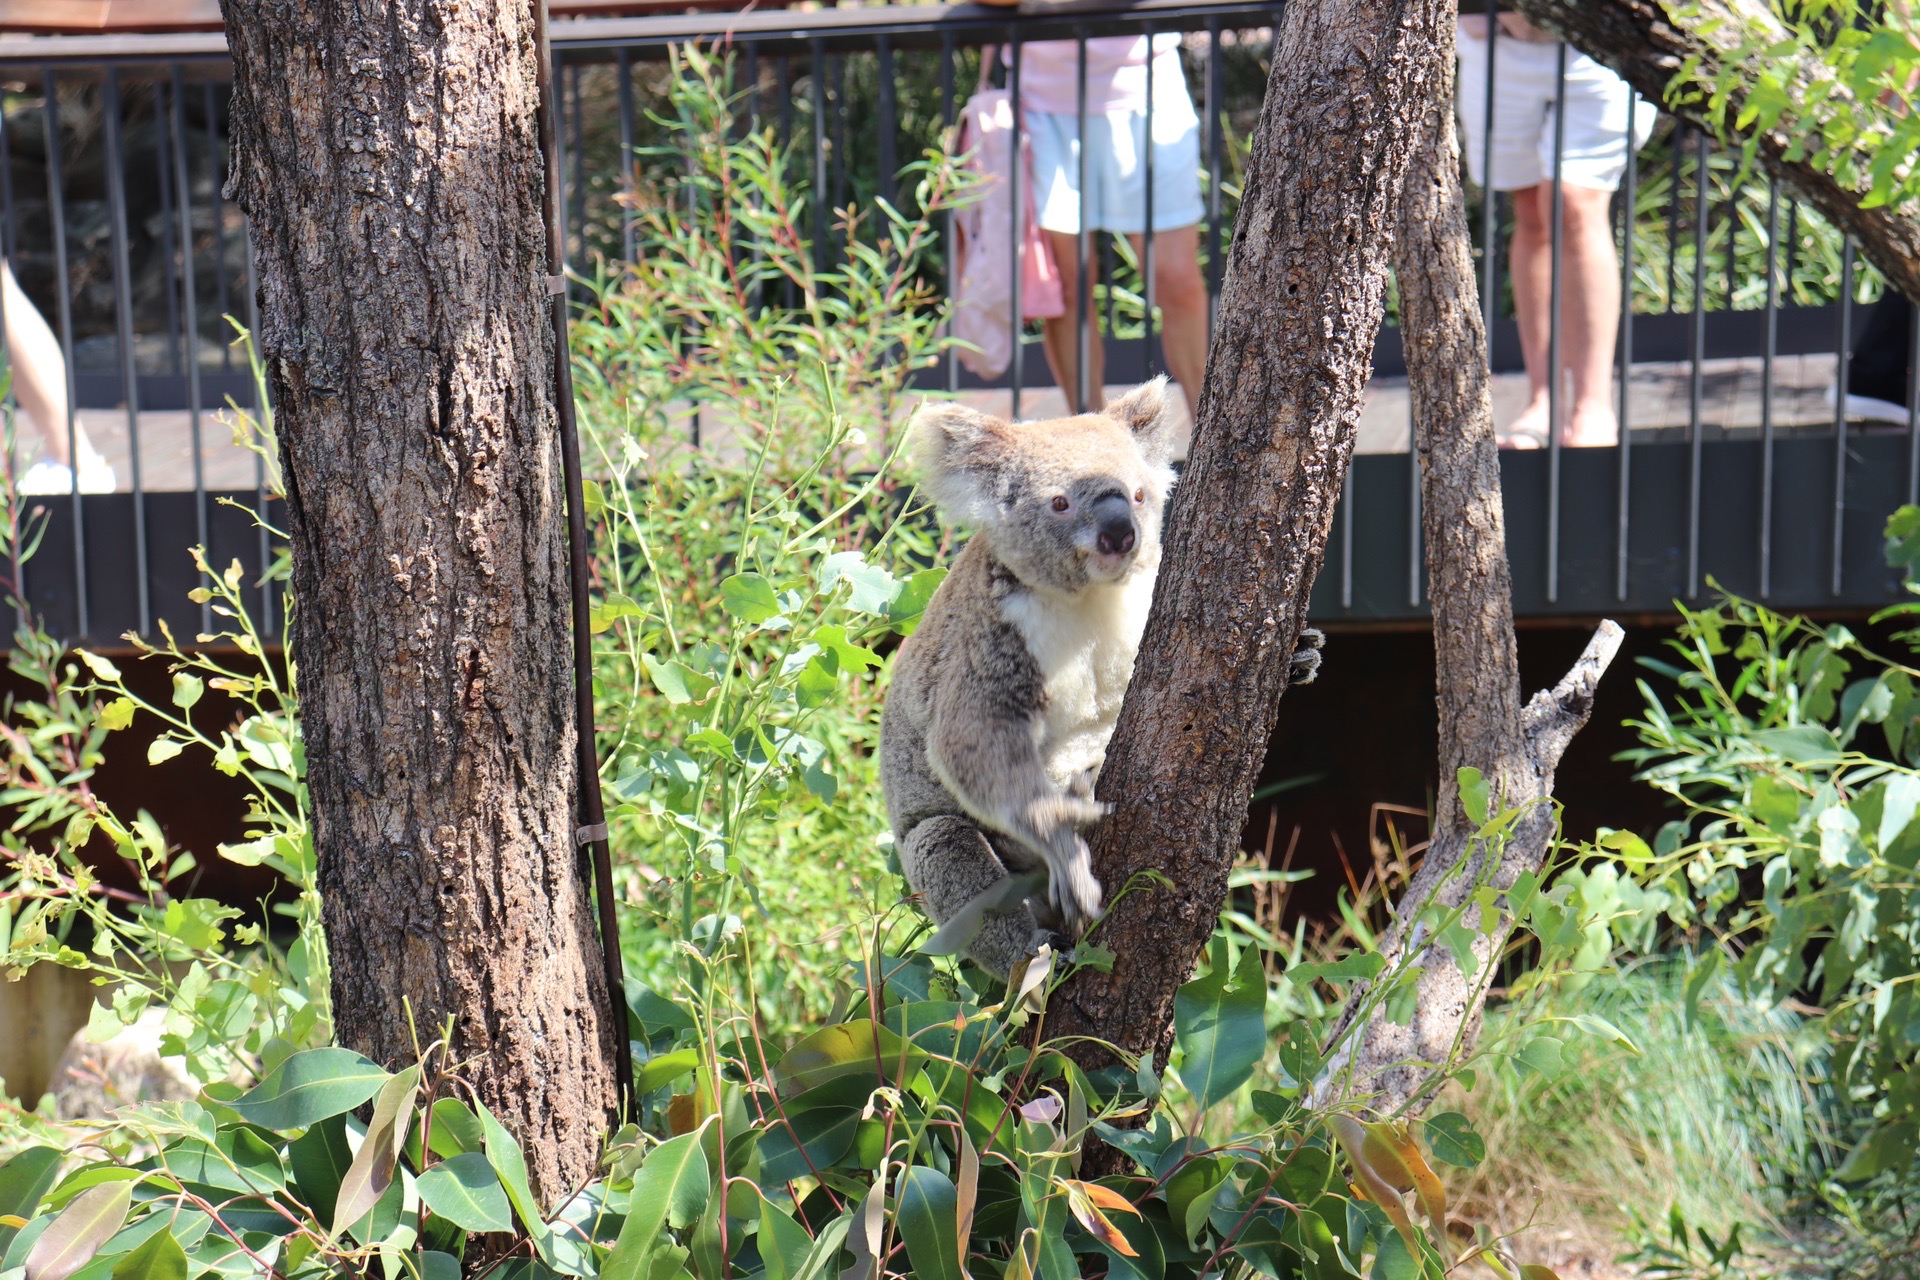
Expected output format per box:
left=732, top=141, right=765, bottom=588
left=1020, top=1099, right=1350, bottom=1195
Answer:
left=1092, top=495, right=1137, bottom=556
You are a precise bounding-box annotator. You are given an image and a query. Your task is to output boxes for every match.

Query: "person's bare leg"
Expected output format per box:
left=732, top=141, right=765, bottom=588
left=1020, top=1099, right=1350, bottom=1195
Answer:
left=1505, top=183, right=1554, bottom=447
left=1557, top=183, right=1623, bottom=447
left=2, top=259, right=83, bottom=468
left=1126, top=225, right=1209, bottom=407
left=1038, top=229, right=1106, bottom=414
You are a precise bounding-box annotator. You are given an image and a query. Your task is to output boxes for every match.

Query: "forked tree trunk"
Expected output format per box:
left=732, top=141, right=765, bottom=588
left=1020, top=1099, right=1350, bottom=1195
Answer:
left=220, top=0, right=617, bottom=1201
left=1047, top=0, right=1456, bottom=1115
left=1512, top=0, right=1920, bottom=304
left=1312, top=24, right=1622, bottom=1116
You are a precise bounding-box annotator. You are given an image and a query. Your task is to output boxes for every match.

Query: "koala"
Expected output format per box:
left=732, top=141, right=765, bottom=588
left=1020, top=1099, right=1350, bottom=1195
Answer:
left=882, top=379, right=1328, bottom=978
left=880, top=378, right=1170, bottom=978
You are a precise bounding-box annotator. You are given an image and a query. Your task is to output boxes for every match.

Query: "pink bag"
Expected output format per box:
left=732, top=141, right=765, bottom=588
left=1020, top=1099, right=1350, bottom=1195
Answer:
left=951, top=60, right=1064, bottom=380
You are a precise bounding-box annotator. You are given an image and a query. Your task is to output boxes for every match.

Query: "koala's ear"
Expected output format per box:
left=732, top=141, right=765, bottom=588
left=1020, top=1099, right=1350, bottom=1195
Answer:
left=909, top=401, right=1016, bottom=523
left=1103, top=375, right=1175, bottom=465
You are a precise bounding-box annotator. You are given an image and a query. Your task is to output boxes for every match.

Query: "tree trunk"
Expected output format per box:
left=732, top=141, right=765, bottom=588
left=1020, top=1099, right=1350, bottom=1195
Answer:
left=220, top=0, right=617, bottom=1203
left=1047, top=0, right=1456, bottom=1104
left=1311, top=24, right=1623, bottom=1117
left=1511, top=0, right=1920, bottom=305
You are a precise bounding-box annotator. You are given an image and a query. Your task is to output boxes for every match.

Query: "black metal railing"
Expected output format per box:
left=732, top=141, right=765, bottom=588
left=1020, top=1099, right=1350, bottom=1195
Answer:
left=0, top=0, right=1915, bottom=646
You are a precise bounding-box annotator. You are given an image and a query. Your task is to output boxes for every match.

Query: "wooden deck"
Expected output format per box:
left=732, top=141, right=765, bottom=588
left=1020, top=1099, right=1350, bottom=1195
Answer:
left=4, top=351, right=1877, bottom=495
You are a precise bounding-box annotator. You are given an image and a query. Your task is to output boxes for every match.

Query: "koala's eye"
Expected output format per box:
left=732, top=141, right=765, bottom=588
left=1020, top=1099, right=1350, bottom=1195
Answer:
left=1133, top=487, right=1145, bottom=504
left=1050, top=495, right=1071, bottom=513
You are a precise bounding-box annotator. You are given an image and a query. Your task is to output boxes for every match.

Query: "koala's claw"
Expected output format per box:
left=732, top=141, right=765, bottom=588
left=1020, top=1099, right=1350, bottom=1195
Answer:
left=1046, top=842, right=1104, bottom=934
left=1291, top=627, right=1325, bottom=685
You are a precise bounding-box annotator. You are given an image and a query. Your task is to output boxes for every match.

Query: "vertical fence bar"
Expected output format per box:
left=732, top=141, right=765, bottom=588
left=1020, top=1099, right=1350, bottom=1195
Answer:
left=942, top=32, right=958, bottom=394
left=1340, top=467, right=1353, bottom=609
left=43, top=70, right=88, bottom=638
left=155, top=83, right=183, bottom=378
left=1832, top=242, right=1854, bottom=597
left=1615, top=125, right=1636, bottom=602
left=876, top=37, right=897, bottom=211
left=1908, top=302, right=1920, bottom=506
left=1759, top=179, right=1778, bottom=597
left=1545, top=43, right=1566, bottom=604
left=244, top=224, right=272, bottom=636
left=1010, top=31, right=1025, bottom=420
left=103, top=70, right=152, bottom=636
left=1784, top=200, right=1801, bottom=295
left=569, top=61, right=587, bottom=277
left=617, top=49, right=636, bottom=263
left=552, top=49, right=573, bottom=274
left=1076, top=32, right=1090, bottom=413
left=1667, top=133, right=1683, bottom=315
left=205, top=83, right=233, bottom=373
left=833, top=55, right=849, bottom=219
left=172, top=66, right=212, bottom=636
left=0, top=88, right=14, bottom=541
left=1141, top=24, right=1156, bottom=381
left=1686, top=129, right=1708, bottom=598
left=1204, top=16, right=1222, bottom=339
left=811, top=40, right=828, bottom=275
left=1481, top=3, right=1499, bottom=359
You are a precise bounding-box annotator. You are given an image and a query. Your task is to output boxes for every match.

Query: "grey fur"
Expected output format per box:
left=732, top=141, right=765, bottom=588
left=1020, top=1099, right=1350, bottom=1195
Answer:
left=882, top=379, right=1179, bottom=978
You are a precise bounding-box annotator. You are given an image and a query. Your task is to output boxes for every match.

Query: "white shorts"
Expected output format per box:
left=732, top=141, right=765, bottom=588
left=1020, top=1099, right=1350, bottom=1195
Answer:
left=1455, top=27, right=1657, bottom=192
left=1026, top=98, right=1204, bottom=237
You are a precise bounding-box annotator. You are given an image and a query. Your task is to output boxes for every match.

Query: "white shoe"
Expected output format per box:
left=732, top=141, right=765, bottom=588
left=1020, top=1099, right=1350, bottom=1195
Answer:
left=17, top=451, right=117, bottom=496
left=1824, top=384, right=1912, bottom=425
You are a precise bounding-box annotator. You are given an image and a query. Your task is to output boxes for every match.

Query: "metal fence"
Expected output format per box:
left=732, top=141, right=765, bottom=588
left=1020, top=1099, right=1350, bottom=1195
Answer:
left=0, top=0, right=1915, bottom=647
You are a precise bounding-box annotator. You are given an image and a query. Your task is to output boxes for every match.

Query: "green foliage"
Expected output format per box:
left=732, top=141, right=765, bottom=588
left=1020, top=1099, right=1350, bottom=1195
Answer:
left=0, top=543, right=325, bottom=1116
left=1615, top=506, right=1920, bottom=1269
left=1450, top=962, right=1825, bottom=1252
left=568, top=46, right=965, bottom=1024
left=1673, top=0, right=1920, bottom=211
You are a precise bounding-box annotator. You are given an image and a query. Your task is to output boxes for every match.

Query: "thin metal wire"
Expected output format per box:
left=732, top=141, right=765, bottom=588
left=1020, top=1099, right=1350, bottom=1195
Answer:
left=104, top=70, right=151, bottom=635
left=534, top=0, right=633, bottom=1119
left=1545, top=43, right=1566, bottom=604
left=41, top=68, right=87, bottom=638
left=172, top=66, right=212, bottom=636
left=1340, top=466, right=1353, bottom=610
left=1832, top=242, right=1854, bottom=597
left=1686, top=129, right=1708, bottom=598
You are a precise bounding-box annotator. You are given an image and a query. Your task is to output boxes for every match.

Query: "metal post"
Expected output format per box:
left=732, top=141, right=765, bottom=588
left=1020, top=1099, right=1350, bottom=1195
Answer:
left=1832, top=243, right=1854, bottom=597
left=172, top=66, right=212, bottom=636
left=1759, top=179, right=1778, bottom=597
left=42, top=69, right=88, bottom=637
left=1685, top=129, right=1708, bottom=598
left=104, top=70, right=152, bottom=635
left=1545, top=43, right=1566, bottom=604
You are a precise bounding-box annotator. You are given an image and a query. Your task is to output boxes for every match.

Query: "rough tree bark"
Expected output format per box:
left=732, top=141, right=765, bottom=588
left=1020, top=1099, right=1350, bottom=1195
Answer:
left=220, top=0, right=618, bottom=1201
left=1046, top=0, right=1456, bottom=1100
left=1512, top=0, right=1920, bottom=305
left=1311, top=27, right=1623, bottom=1116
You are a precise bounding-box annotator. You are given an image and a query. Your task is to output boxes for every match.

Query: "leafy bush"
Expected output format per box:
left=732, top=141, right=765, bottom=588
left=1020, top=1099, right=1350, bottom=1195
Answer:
left=568, top=47, right=964, bottom=1027
left=1617, top=507, right=1920, bottom=1271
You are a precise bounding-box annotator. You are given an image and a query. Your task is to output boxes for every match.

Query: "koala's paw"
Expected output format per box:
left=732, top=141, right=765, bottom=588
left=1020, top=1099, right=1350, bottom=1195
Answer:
left=1291, top=627, right=1325, bottom=685
left=1044, top=837, right=1104, bottom=935
left=1029, top=923, right=1076, bottom=962
left=1033, top=792, right=1108, bottom=831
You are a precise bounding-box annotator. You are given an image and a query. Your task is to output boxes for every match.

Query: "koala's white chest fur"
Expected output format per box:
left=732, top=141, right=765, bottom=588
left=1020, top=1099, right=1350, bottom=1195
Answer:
left=1000, top=562, right=1158, bottom=792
